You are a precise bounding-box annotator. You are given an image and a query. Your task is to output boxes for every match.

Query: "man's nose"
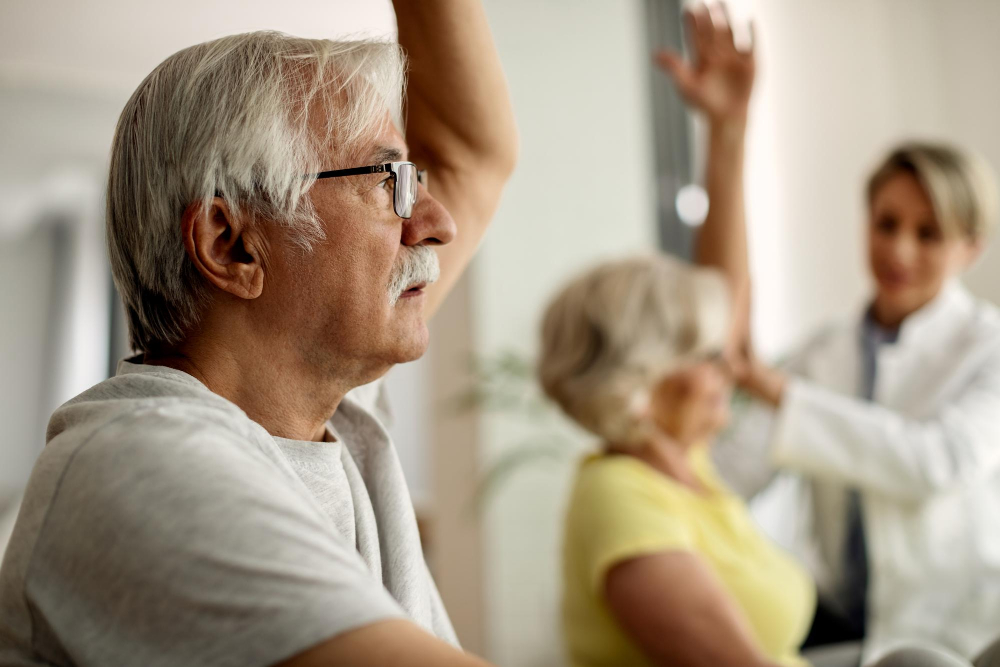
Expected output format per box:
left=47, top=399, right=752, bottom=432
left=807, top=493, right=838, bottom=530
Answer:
left=402, top=185, right=457, bottom=247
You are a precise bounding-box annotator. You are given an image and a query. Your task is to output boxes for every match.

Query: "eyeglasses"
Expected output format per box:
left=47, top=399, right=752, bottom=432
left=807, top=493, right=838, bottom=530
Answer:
left=311, top=161, right=428, bottom=219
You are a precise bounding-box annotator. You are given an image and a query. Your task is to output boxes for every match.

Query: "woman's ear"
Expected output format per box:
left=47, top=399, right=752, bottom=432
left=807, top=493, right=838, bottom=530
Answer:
left=966, top=238, right=987, bottom=267
left=180, top=197, right=265, bottom=300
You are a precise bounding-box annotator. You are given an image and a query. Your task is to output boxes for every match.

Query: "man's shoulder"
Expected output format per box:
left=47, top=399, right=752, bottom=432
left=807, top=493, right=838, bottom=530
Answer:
left=1, top=379, right=290, bottom=633
left=36, top=376, right=283, bottom=516
left=48, top=367, right=248, bottom=438
left=3, top=387, right=405, bottom=667
left=66, top=401, right=254, bottom=457
left=12, top=381, right=315, bottom=576
left=51, top=402, right=273, bottom=490
left=49, top=366, right=258, bottom=451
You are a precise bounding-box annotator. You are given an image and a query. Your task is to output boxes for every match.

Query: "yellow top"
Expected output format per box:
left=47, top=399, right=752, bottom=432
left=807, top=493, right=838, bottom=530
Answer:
left=562, top=447, right=815, bottom=667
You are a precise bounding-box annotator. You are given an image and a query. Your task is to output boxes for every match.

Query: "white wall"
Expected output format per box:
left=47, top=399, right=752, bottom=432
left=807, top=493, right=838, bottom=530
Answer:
left=937, top=1, right=1000, bottom=303
left=744, top=0, right=1000, bottom=358
left=0, top=225, right=56, bottom=492
left=0, top=86, right=120, bottom=493
left=0, top=1, right=395, bottom=95
left=476, top=1, right=657, bottom=664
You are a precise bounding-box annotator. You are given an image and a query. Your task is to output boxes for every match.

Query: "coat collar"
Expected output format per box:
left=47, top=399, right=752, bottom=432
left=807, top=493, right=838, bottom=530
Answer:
left=858, top=280, right=974, bottom=349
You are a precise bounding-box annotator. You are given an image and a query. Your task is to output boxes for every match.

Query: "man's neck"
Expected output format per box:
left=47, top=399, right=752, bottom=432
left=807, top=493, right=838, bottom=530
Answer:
left=144, top=334, right=361, bottom=442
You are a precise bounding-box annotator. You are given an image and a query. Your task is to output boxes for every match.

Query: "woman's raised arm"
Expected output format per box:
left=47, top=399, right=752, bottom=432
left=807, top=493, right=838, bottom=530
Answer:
left=656, top=4, right=755, bottom=355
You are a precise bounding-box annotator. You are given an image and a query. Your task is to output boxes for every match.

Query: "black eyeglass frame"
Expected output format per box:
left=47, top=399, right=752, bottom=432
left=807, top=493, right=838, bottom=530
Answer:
left=310, top=161, right=428, bottom=219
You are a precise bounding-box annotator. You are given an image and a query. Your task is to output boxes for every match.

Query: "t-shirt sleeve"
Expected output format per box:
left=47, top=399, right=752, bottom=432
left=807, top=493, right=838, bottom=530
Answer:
left=26, top=412, right=406, bottom=667
left=571, top=459, right=696, bottom=596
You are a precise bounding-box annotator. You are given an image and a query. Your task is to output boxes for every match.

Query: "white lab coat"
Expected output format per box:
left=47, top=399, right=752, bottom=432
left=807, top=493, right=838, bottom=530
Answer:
left=714, top=282, right=1000, bottom=663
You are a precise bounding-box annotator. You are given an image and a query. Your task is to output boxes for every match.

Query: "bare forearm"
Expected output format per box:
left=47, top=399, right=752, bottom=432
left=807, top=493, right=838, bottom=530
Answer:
left=695, top=120, right=750, bottom=346
left=696, top=120, right=748, bottom=282
left=393, top=0, right=518, bottom=174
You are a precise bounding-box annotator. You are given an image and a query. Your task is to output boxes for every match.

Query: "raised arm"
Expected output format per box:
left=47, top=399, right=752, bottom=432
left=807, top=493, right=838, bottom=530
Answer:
left=393, top=0, right=519, bottom=318
left=656, top=5, right=755, bottom=353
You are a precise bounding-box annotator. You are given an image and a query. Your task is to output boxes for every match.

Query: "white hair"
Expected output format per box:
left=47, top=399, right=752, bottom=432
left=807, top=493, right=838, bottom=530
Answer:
left=538, top=254, right=730, bottom=447
left=107, top=31, right=406, bottom=353
left=388, top=246, right=441, bottom=305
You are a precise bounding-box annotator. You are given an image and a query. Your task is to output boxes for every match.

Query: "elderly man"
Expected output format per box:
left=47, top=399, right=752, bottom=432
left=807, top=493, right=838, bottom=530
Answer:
left=0, top=1, right=516, bottom=665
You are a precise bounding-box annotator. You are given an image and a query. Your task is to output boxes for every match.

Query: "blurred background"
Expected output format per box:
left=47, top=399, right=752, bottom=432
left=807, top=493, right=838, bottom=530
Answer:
left=3, top=0, right=1000, bottom=665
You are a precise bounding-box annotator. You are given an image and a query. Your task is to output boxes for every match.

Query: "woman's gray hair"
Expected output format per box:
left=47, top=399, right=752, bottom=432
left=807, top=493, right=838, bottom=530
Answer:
left=866, top=141, right=999, bottom=241
left=107, top=31, right=405, bottom=353
left=537, top=254, right=730, bottom=447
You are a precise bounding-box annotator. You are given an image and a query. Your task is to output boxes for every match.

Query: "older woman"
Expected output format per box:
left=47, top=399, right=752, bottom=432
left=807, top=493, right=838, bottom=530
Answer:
left=541, top=252, right=815, bottom=667
left=538, top=8, right=815, bottom=667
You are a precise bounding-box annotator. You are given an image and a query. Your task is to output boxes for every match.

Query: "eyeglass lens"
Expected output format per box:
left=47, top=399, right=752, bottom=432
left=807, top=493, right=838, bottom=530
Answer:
left=394, top=163, right=418, bottom=219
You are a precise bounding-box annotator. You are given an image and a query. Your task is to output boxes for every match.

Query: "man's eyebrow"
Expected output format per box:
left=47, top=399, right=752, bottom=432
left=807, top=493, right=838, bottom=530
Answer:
left=368, top=146, right=405, bottom=165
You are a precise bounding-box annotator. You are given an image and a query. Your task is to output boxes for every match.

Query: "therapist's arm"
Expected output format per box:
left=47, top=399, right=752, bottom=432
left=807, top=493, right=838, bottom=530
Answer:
left=657, top=5, right=755, bottom=353
left=394, top=0, right=519, bottom=320
left=276, top=619, right=493, bottom=667
left=746, top=343, right=1000, bottom=501
left=605, top=552, right=781, bottom=667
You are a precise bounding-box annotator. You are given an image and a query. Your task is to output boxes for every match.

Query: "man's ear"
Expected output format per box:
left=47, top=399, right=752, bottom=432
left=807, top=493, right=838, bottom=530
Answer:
left=180, top=197, right=265, bottom=300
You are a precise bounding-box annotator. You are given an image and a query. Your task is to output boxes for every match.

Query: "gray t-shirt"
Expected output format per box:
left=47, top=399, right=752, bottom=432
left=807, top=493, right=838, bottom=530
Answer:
left=0, top=359, right=457, bottom=667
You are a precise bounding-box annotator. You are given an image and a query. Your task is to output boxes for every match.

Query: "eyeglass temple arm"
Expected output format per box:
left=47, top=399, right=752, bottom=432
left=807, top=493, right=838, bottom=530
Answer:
left=313, top=164, right=391, bottom=180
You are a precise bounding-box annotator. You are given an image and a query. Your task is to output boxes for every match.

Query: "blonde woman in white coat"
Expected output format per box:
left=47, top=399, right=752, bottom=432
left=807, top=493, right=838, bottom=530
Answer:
left=715, top=141, right=1000, bottom=667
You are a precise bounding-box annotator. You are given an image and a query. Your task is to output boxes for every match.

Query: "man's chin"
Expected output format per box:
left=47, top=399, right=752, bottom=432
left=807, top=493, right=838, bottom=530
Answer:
left=392, top=322, right=431, bottom=364
left=396, top=343, right=429, bottom=364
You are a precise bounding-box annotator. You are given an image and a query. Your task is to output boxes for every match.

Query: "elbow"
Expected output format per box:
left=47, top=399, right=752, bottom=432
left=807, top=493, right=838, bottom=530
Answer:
left=474, top=101, right=520, bottom=181
left=482, top=125, right=520, bottom=182
left=432, top=126, right=520, bottom=188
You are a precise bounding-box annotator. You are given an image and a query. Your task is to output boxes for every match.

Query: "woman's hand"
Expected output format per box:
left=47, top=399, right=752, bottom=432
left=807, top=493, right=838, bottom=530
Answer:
left=655, top=4, right=755, bottom=125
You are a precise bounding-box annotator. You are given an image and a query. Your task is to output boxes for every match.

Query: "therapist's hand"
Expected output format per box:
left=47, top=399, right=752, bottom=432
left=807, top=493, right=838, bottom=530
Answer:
left=733, top=343, right=787, bottom=408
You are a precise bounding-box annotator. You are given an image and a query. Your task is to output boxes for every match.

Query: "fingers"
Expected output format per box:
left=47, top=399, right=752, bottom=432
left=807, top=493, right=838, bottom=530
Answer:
left=686, top=4, right=714, bottom=63
left=687, top=2, right=747, bottom=58
left=713, top=2, right=737, bottom=54
left=654, top=50, right=685, bottom=77
left=654, top=50, right=697, bottom=99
